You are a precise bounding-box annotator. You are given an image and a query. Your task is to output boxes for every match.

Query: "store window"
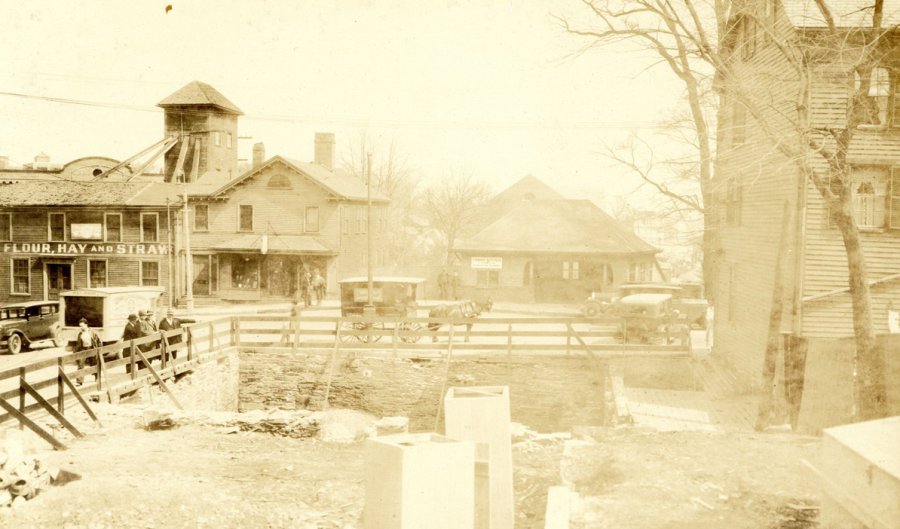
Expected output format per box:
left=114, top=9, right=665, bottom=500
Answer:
left=11, top=258, right=30, bottom=295
left=232, top=256, right=260, bottom=290
left=88, top=260, right=107, bottom=288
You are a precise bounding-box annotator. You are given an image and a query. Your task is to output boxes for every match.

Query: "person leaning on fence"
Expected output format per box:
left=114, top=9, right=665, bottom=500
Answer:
left=73, top=318, right=101, bottom=386
left=122, top=312, right=148, bottom=373
left=158, top=308, right=183, bottom=359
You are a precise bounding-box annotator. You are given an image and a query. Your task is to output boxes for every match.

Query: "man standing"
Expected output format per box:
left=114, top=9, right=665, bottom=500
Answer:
left=122, top=313, right=145, bottom=373
left=73, top=318, right=101, bottom=386
left=158, top=308, right=183, bottom=359
left=299, top=270, right=313, bottom=307
left=312, top=269, right=326, bottom=305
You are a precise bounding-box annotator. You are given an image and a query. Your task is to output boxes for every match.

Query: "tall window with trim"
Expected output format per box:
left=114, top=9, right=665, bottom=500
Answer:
left=105, top=213, right=122, bottom=242
left=88, top=260, right=107, bottom=288
left=141, top=213, right=158, bottom=242
left=194, top=204, right=209, bottom=231
left=49, top=213, right=65, bottom=241
left=141, top=261, right=160, bottom=286
left=732, top=103, right=747, bottom=146
left=305, top=207, right=319, bottom=233
left=11, top=258, right=29, bottom=294
left=890, top=168, right=900, bottom=229
left=0, top=213, right=11, bottom=241
left=239, top=205, right=253, bottom=232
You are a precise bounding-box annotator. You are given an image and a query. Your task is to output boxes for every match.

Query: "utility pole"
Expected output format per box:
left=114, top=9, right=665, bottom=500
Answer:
left=364, top=152, right=374, bottom=319
left=183, top=190, right=194, bottom=311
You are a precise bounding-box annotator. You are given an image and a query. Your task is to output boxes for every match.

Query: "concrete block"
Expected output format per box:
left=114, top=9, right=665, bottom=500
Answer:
left=364, top=432, right=475, bottom=529
left=444, top=385, right=514, bottom=529
left=816, top=416, right=900, bottom=529
left=544, top=486, right=571, bottom=529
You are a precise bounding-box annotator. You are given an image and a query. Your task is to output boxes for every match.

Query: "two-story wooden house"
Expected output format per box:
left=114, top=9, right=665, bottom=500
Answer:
left=0, top=81, right=388, bottom=306
left=713, top=0, right=900, bottom=389
left=0, top=181, right=180, bottom=303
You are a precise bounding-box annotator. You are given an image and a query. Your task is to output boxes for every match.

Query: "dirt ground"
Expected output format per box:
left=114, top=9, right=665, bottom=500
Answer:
left=0, top=399, right=823, bottom=529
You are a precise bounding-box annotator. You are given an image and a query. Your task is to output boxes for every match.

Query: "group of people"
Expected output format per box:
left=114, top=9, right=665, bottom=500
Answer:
left=72, top=308, right=185, bottom=384
left=295, top=269, right=326, bottom=308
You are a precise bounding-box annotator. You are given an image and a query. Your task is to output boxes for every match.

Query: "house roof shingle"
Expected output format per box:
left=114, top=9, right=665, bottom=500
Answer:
left=157, top=81, right=243, bottom=115
left=0, top=181, right=181, bottom=207
left=455, top=199, right=659, bottom=255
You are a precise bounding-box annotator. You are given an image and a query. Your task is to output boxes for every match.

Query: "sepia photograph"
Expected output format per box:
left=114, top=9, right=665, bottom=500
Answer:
left=0, top=1, right=898, bottom=527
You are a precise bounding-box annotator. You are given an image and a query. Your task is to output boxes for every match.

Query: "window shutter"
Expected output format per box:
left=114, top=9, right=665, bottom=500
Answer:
left=892, top=72, right=900, bottom=127
left=891, top=167, right=900, bottom=229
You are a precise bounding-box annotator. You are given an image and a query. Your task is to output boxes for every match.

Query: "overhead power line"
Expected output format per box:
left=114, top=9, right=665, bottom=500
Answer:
left=0, top=89, right=670, bottom=130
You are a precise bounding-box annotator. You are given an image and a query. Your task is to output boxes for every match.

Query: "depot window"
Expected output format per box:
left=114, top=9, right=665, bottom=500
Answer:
left=476, top=270, right=499, bottom=287
left=140, top=261, right=160, bottom=286
left=105, top=213, right=122, bottom=242
left=141, top=213, right=159, bottom=242
left=88, top=259, right=107, bottom=288
left=11, top=258, right=30, bottom=295
left=49, top=213, right=66, bottom=242
left=0, top=213, right=10, bottom=241
left=563, top=261, right=580, bottom=280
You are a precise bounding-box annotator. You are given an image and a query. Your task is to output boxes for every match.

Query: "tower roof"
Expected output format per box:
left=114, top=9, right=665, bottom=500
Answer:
left=157, top=81, right=243, bottom=115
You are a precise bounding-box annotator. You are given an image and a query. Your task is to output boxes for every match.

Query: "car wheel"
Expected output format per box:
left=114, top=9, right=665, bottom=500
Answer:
left=583, top=303, right=601, bottom=318
left=7, top=333, right=23, bottom=355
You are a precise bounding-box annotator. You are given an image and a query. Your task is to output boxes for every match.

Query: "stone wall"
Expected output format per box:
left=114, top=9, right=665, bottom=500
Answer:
left=239, top=349, right=608, bottom=433
left=131, top=348, right=241, bottom=412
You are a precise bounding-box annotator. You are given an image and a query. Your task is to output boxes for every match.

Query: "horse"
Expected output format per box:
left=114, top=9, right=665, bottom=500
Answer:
left=427, top=298, right=493, bottom=342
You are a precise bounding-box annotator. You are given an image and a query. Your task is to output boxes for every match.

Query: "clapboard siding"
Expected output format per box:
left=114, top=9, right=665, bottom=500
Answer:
left=713, top=4, right=805, bottom=387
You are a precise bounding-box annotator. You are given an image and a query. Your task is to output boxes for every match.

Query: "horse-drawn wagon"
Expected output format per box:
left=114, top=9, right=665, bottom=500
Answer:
left=337, top=277, right=425, bottom=343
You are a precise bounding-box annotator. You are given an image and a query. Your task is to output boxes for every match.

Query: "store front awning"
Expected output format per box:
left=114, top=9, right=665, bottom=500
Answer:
left=204, top=233, right=335, bottom=255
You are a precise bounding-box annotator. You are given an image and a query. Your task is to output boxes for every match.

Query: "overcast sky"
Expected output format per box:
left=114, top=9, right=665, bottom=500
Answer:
left=0, top=1, right=688, bottom=209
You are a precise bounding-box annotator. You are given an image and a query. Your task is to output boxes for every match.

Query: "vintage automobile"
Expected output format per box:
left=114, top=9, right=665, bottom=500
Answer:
left=0, top=301, right=62, bottom=354
left=58, top=286, right=165, bottom=346
left=338, top=277, right=425, bottom=343
left=615, top=292, right=682, bottom=343
left=582, top=282, right=708, bottom=329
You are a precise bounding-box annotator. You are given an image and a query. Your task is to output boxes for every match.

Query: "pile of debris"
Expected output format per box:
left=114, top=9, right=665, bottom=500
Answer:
left=510, top=422, right=572, bottom=452
left=0, top=433, right=80, bottom=508
left=140, top=407, right=409, bottom=442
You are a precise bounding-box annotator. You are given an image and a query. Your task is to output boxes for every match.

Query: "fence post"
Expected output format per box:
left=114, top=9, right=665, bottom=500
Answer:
left=233, top=316, right=240, bottom=347
left=566, top=323, right=571, bottom=356
left=208, top=321, right=214, bottom=354
left=19, top=367, right=26, bottom=429
left=507, top=323, right=513, bottom=379
left=393, top=323, right=399, bottom=358
left=292, top=311, right=301, bottom=353
left=160, top=336, right=168, bottom=372
left=186, top=327, right=193, bottom=361
left=57, top=358, right=64, bottom=414
left=129, top=342, right=136, bottom=379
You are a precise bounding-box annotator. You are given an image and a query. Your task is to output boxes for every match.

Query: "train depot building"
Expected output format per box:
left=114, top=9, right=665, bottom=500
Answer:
left=0, top=81, right=385, bottom=306
left=453, top=176, right=661, bottom=303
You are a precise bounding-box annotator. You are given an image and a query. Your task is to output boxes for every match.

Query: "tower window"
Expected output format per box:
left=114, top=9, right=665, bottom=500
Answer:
left=213, top=131, right=221, bottom=146
left=226, top=133, right=233, bottom=149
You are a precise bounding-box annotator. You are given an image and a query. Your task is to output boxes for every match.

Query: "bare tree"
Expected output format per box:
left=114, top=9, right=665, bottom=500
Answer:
left=562, top=0, right=890, bottom=419
left=421, top=171, right=492, bottom=265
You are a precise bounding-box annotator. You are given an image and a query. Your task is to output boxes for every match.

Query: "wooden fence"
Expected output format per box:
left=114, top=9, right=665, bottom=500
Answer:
left=0, top=314, right=689, bottom=449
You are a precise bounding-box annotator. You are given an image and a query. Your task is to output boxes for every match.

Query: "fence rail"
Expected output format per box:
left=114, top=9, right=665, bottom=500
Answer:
left=1, top=313, right=690, bottom=449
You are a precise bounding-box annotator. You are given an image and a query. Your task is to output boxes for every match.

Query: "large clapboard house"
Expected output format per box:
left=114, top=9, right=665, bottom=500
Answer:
left=713, top=0, right=900, bottom=387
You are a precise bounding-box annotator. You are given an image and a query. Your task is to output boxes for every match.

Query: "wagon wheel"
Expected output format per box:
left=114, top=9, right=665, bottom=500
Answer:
left=398, top=321, right=422, bottom=343
left=339, top=321, right=362, bottom=343
left=362, top=322, right=385, bottom=343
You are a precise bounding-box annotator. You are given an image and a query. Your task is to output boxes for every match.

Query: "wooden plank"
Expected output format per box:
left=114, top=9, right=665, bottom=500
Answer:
left=134, top=350, right=184, bottom=411
left=59, top=369, right=102, bottom=427
left=20, top=380, right=84, bottom=439
left=0, top=398, right=67, bottom=450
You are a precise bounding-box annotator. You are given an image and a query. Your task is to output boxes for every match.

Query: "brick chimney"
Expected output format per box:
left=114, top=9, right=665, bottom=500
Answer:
left=252, top=142, right=266, bottom=169
left=314, top=132, right=335, bottom=171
